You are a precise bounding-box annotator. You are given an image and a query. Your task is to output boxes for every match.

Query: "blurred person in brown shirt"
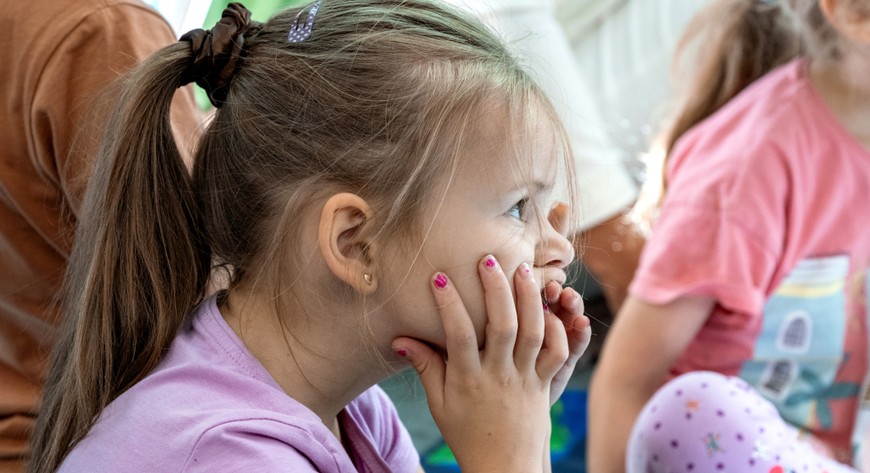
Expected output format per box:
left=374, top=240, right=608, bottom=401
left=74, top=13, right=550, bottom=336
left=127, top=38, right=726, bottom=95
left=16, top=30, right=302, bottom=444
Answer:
left=0, top=0, right=201, bottom=470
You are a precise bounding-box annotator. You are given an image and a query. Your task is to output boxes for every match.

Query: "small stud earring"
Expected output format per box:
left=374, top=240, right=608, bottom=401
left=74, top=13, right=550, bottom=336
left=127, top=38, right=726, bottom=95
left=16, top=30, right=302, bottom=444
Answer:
left=363, top=273, right=373, bottom=286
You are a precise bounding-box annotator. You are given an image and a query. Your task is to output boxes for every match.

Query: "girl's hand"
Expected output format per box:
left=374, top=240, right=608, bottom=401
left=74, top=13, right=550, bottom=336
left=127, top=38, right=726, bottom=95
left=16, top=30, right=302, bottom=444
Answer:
left=544, top=201, right=592, bottom=405
left=392, top=255, right=569, bottom=473
left=543, top=281, right=591, bottom=405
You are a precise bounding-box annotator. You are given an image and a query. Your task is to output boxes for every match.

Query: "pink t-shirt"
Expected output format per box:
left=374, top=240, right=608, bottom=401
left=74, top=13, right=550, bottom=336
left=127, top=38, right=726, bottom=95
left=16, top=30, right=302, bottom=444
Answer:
left=630, top=59, right=870, bottom=457
left=59, top=296, right=420, bottom=472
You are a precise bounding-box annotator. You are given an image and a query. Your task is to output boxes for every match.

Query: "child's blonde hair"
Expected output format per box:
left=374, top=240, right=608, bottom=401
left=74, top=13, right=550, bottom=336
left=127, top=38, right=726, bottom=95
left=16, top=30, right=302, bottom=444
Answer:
left=28, top=1, right=574, bottom=471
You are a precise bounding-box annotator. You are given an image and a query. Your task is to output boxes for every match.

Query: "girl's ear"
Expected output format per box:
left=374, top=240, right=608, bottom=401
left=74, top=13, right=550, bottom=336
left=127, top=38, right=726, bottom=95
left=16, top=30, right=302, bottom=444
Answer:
left=318, top=193, right=378, bottom=295
left=820, top=0, right=870, bottom=43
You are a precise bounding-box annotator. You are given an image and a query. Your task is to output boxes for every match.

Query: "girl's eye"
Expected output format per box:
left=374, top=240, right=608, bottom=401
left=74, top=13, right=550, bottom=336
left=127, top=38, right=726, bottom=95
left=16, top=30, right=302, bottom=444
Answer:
left=508, top=199, right=528, bottom=220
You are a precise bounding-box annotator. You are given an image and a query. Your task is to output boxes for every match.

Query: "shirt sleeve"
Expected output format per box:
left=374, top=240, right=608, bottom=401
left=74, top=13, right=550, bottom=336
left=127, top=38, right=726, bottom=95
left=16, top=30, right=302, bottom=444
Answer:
left=184, top=419, right=336, bottom=472
left=630, top=202, right=776, bottom=314
left=29, top=2, right=201, bottom=217
left=629, top=125, right=789, bottom=315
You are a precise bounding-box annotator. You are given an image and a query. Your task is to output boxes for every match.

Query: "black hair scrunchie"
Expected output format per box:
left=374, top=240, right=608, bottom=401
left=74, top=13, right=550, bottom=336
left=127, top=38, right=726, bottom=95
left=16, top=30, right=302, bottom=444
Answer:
left=179, top=2, right=262, bottom=108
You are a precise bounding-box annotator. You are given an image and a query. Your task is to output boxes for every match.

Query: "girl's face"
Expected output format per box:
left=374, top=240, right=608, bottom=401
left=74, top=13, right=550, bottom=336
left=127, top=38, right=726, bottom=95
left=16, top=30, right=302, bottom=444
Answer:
left=374, top=105, right=575, bottom=352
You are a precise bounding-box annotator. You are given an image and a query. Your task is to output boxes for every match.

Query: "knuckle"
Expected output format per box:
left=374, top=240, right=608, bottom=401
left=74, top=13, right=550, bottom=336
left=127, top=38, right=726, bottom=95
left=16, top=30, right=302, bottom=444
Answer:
left=519, top=330, right=544, bottom=348
left=486, top=281, right=513, bottom=299
left=515, top=276, right=540, bottom=296
left=412, top=358, right=428, bottom=374
left=453, top=374, right=482, bottom=395
left=553, top=343, right=569, bottom=363
left=450, top=329, right=478, bottom=349
left=488, top=322, right=518, bottom=344
left=436, top=296, right=463, bottom=311
left=497, top=374, right=514, bottom=389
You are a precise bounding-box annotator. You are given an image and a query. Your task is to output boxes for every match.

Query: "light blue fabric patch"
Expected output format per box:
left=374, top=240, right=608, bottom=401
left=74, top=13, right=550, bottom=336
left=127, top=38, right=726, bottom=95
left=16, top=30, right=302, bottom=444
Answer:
left=739, top=255, right=859, bottom=431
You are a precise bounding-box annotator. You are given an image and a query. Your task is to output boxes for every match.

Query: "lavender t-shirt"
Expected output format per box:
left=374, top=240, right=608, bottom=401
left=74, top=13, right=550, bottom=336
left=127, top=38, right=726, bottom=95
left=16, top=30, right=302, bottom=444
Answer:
left=59, top=296, right=420, bottom=472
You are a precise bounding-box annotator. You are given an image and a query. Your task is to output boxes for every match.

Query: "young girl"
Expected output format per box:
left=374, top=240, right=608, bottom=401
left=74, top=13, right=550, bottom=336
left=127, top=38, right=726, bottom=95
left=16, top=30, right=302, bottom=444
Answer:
left=588, top=0, right=870, bottom=472
left=26, top=1, right=592, bottom=472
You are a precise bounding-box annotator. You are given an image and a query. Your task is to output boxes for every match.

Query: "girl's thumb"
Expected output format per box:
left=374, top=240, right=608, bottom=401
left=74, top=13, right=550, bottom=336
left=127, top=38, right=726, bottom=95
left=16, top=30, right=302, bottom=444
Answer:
left=392, top=337, right=445, bottom=402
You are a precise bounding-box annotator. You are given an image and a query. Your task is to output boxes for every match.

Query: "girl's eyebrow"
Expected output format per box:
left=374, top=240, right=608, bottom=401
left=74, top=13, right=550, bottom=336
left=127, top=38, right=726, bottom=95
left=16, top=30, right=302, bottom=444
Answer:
left=502, top=181, right=553, bottom=202
left=506, top=180, right=552, bottom=194
left=529, top=180, right=554, bottom=193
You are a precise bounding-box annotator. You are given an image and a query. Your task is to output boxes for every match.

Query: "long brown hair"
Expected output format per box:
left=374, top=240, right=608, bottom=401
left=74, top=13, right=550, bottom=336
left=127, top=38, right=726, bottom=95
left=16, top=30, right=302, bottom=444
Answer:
left=28, top=1, right=573, bottom=471
left=664, top=0, right=805, bottom=159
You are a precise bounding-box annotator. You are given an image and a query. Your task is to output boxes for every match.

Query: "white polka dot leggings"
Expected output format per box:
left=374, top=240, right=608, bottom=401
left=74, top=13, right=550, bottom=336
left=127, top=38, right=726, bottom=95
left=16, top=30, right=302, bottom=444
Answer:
left=627, top=371, right=858, bottom=473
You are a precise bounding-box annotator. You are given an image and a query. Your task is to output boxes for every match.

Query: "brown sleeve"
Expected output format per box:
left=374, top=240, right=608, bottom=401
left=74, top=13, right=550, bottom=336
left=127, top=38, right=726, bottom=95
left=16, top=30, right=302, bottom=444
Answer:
left=29, top=2, right=202, bottom=217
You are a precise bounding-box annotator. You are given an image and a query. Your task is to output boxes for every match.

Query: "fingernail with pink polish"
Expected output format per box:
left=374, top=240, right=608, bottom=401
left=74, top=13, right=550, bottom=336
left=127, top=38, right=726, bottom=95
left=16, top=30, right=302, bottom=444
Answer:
left=394, top=346, right=409, bottom=358
left=433, top=273, right=448, bottom=289
left=484, top=255, right=497, bottom=270
left=519, top=263, right=532, bottom=280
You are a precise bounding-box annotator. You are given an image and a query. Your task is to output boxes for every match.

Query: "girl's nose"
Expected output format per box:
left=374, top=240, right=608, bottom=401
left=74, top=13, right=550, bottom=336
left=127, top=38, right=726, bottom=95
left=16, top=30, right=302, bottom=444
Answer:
left=537, top=202, right=575, bottom=269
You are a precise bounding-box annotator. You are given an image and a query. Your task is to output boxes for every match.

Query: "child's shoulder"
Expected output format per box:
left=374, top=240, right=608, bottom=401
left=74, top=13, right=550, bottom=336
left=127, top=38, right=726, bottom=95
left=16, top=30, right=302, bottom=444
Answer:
left=58, top=298, right=341, bottom=470
left=670, top=59, right=825, bottom=174
left=703, top=59, right=815, bottom=141
left=61, top=296, right=405, bottom=472
left=663, top=59, right=844, bottom=209
left=61, top=396, right=339, bottom=472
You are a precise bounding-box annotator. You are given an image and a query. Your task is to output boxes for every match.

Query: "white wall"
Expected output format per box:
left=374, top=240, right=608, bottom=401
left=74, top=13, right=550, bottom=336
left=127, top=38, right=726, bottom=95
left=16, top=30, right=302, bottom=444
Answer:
left=145, top=0, right=212, bottom=34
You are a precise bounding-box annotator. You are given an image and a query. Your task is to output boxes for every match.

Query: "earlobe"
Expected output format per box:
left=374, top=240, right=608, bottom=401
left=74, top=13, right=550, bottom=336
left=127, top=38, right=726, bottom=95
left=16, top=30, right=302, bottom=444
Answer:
left=318, top=193, right=379, bottom=295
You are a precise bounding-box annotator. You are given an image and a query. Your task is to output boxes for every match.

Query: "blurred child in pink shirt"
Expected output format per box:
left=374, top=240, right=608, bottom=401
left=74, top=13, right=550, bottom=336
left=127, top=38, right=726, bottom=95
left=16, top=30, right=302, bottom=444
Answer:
left=588, top=0, right=870, bottom=471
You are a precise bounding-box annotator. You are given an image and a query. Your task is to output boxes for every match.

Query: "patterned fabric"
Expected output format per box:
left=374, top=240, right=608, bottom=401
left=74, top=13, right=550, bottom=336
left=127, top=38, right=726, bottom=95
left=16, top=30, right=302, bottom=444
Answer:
left=629, top=372, right=858, bottom=473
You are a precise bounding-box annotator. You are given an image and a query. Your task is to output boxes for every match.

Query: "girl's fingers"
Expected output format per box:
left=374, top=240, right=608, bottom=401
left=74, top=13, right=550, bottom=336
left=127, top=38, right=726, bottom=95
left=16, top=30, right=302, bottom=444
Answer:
left=512, top=262, right=545, bottom=371
left=566, top=313, right=592, bottom=358
left=557, top=285, right=584, bottom=317
left=543, top=280, right=563, bottom=311
left=430, top=272, right=481, bottom=374
left=544, top=284, right=587, bottom=352
left=536, top=311, right=569, bottom=380
left=563, top=289, right=591, bottom=349
left=549, top=317, right=591, bottom=403
left=392, top=337, right=445, bottom=408
left=543, top=283, right=592, bottom=404
left=552, top=286, right=591, bottom=359
left=479, top=255, right=519, bottom=368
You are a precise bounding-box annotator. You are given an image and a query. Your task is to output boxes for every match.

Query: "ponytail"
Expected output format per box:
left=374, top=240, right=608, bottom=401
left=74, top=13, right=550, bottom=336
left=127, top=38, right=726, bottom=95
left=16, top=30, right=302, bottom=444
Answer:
left=28, top=43, right=210, bottom=473
left=664, top=0, right=802, bottom=159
